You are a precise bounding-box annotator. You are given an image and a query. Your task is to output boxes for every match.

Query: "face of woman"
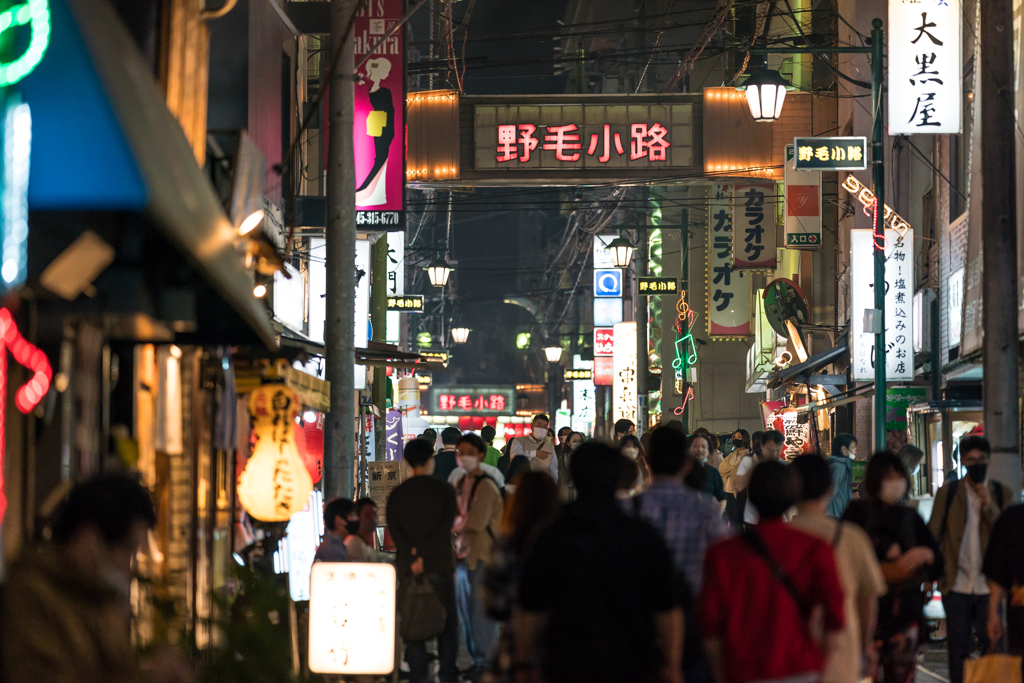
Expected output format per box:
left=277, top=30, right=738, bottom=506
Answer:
left=568, top=436, right=583, bottom=450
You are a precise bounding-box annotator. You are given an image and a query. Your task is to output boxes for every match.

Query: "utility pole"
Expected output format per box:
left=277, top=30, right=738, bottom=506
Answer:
left=324, top=0, right=358, bottom=501
left=635, top=224, right=648, bottom=435
left=370, top=236, right=388, bottom=461
left=870, top=18, right=886, bottom=453
left=980, top=0, right=1022, bottom=497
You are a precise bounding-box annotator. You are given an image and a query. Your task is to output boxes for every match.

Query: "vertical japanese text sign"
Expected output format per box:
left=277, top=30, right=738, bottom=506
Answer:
left=707, top=185, right=751, bottom=338
left=784, top=145, right=822, bottom=248
left=850, top=230, right=915, bottom=382
left=612, top=322, right=637, bottom=423
left=353, top=0, right=405, bottom=227
left=889, top=0, right=962, bottom=134
left=732, top=181, right=777, bottom=269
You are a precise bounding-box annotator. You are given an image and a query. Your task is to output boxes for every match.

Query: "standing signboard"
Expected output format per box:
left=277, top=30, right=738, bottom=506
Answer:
left=784, top=145, right=822, bottom=249
left=889, top=0, right=962, bottom=135
left=708, top=184, right=751, bottom=338
left=850, top=229, right=915, bottom=381
left=368, top=461, right=403, bottom=524
left=732, top=181, right=777, bottom=269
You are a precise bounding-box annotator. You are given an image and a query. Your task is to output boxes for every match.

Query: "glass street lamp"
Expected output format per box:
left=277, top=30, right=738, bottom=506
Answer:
left=607, top=236, right=635, bottom=268
left=738, top=67, right=793, bottom=123
left=425, top=257, right=452, bottom=287
left=543, top=344, right=563, bottom=363
left=451, top=327, right=470, bottom=344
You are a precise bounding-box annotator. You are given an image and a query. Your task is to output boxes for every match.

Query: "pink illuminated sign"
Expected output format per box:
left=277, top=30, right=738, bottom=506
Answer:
left=496, top=122, right=670, bottom=164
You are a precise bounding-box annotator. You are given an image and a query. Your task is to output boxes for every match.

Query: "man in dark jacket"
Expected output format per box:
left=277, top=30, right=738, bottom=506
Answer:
left=826, top=434, right=857, bottom=518
left=388, top=438, right=460, bottom=683
left=432, top=426, right=462, bottom=482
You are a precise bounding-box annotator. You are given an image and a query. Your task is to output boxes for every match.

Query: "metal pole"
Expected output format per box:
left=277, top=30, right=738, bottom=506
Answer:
left=980, top=0, right=1022, bottom=498
left=324, top=0, right=358, bottom=501
left=371, top=235, right=388, bottom=461
left=870, top=18, right=886, bottom=453
left=636, top=224, right=648, bottom=435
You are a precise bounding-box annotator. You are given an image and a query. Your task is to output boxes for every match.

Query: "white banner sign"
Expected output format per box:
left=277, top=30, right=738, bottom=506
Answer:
left=708, top=184, right=751, bottom=338
left=385, top=231, right=404, bottom=343
left=889, top=0, right=962, bottom=134
left=612, top=322, right=637, bottom=423
left=573, top=379, right=596, bottom=431
left=355, top=239, right=371, bottom=390
left=733, top=181, right=777, bottom=269
left=850, top=229, right=915, bottom=382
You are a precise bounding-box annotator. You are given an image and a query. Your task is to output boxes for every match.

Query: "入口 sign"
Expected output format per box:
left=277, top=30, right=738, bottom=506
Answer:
left=889, top=0, right=962, bottom=135
left=850, top=229, right=915, bottom=382
left=784, top=145, right=822, bottom=249
left=793, top=137, right=867, bottom=171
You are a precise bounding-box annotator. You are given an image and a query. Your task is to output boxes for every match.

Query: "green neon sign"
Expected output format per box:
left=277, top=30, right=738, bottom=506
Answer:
left=0, top=0, right=50, bottom=87
left=672, top=292, right=698, bottom=381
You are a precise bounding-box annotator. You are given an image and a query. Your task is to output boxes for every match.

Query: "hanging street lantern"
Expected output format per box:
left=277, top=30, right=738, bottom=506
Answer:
left=543, top=344, right=563, bottom=363
left=451, top=327, right=470, bottom=344
left=425, top=256, right=452, bottom=287
left=737, top=67, right=793, bottom=123
left=607, top=236, right=635, bottom=268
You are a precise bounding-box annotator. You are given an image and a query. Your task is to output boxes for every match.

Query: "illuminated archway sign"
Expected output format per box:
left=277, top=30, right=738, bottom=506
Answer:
left=0, top=306, right=53, bottom=523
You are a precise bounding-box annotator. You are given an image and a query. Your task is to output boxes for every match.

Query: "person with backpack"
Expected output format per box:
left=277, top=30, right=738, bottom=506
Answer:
left=843, top=452, right=942, bottom=683
left=926, top=435, right=1013, bottom=683
left=790, top=455, right=887, bottom=683
left=452, top=433, right=505, bottom=681
left=701, top=460, right=846, bottom=683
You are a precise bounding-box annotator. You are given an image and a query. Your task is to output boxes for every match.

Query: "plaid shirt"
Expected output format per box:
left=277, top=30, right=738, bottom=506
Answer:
left=632, top=480, right=730, bottom=592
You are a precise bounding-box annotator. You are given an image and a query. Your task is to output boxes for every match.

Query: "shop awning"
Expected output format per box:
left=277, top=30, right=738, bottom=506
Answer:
left=767, top=339, right=849, bottom=390
left=21, top=0, right=276, bottom=349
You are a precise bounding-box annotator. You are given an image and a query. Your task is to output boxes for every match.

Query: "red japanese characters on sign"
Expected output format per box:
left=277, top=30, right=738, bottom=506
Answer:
left=496, top=122, right=670, bottom=164
left=431, top=387, right=514, bottom=415
left=594, top=328, right=615, bottom=356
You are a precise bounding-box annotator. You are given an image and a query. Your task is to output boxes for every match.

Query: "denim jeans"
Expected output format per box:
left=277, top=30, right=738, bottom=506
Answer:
left=455, top=560, right=499, bottom=670
left=405, top=575, right=459, bottom=683
left=943, top=591, right=991, bottom=683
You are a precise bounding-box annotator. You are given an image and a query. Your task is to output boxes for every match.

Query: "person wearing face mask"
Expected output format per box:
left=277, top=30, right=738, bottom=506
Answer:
left=719, top=429, right=752, bottom=527
left=557, top=431, right=584, bottom=502
left=510, top=413, right=559, bottom=482
left=620, top=434, right=650, bottom=493
left=826, top=434, right=858, bottom=519
left=387, top=439, right=460, bottom=683
left=684, top=434, right=727, bottom=513
left=451, top=434, right=505, bottom=680
left=926, top=435, right=1012, bottom=683
left=345, top=498, right=393, bottom=563
left=315, top=497, right=359, bottom=562
left=732, top=430, right=785, bottom=529
left=843, top=452, right=942, bottom=683
left=1, top=473, right=192, bottom=683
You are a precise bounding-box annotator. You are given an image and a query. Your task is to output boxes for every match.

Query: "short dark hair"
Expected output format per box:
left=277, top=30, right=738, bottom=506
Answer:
left=532, top=413, right=550, bottom=424
left=732, top=429, right=751, bottom=447
left=557, top=426, right=572, bottom=437
left=751, top=431, right=765, bottom=449
left=51, top=473, right=156, bottom=545
left=614, top=419, right=635, bottom=435
left=480, top=425, right=496, bottom=443
left=403, top=438, right=435, bottom=467
left=457, top=433, right=487, bottom=454
left=748, top=461, right=801, bottom=519
left=506, top=455, right=532, bottom=485
left=693, top=427, right=711, bottom=438
left=323, top=497, right=356, bottom=531
left=664, top=420, right=685, bottom=433
left=355, top=497, right=377, bottom=513
left=441, top=426, right=462, bottom=445
left=648, top=427, right=689, bottom=475
left=960, top=435, right=991, bottom=457
left=863, top=451, right=909, bottom=501
left=570, top=442, right=624, bottom=500
left=831, top=433, right=857, bottom=456
left=762, top=429, right=784, bottom=446
left=421, top=428, right=437, bottom=441
left=791, top=455, right=833, bottom=502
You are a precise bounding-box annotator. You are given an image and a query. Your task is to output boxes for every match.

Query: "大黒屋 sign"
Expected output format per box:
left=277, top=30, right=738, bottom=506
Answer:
left=793, top=137, right=867, bottom=171
left=707, top=185, right=751, bottom=339
left=732, top=181, right=777, bottom=269
left=784, top=145, right=822, bottom=249
left=850, top=229, right=915, bottom=382
left=889, top=0, right=962, bottom=135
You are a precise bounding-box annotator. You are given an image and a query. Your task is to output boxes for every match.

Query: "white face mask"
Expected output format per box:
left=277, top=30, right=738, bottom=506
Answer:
left=623, top=447, right=640, bottom=460
left=570, top=441, right=581, bottom=451
left=533, top=428, right=548, bottom=440
left=879, top=478, right=908, bottom=504
left=505, top=484, right=516, bottom=494
left=460, top=456, right=480, bottom=472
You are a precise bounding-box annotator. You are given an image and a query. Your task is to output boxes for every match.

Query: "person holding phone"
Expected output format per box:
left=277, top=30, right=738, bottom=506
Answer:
left=510, top=413, right=558, bottom=482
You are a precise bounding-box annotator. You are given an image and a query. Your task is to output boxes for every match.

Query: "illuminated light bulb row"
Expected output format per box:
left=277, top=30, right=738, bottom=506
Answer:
left=407, top=92, right=457, bottom=104
left=707, top=163, right=775, bottom=177
left=406, top=167, right=457, bottom=178
left=707, top=90, right=745, bottom=101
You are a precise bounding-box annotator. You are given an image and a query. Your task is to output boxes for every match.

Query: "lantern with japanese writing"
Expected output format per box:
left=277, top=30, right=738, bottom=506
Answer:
left=238, top=384, right=314, bottom=522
